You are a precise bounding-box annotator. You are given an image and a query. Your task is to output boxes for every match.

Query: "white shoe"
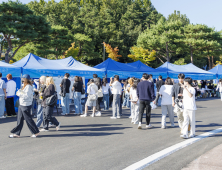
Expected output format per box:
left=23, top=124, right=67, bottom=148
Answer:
left=95, top=111, right=101, bottom=117
left=146, top=124, right=153, bottom=129
left=110, top=117, right=117, bottom=119
left=180, top=134, right=188, bottom=139
left=40, top=129, right=49, bottom=132
left=0, top=116, right=6, bottom=119
left=80, top=114, right=87, bottom=117
left=91, top=114, right=95, bottom=117
left=189, top=134, right=195, bottom=138
left=161, top=126, right=166, bottom=129
left=31, top=134, right=37, bottom=138
left=138, top=125, right=142, bottom=129
left=56, top=122, right=61, bottom=131
left=117, top=116, right=121, bottom=119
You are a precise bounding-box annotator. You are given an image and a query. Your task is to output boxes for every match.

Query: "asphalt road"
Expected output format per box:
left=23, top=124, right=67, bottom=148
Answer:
left=0, top=98, right=222, bottom=170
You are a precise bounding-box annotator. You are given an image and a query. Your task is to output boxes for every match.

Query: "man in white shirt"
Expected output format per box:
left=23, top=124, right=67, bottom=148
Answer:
left=0, top=72, right=7, bottom=119
left=181, top=77, right=197, bottom=139
left=110, top=75, right=122, bottom=119
left=6, top=74, right=17, bottom=117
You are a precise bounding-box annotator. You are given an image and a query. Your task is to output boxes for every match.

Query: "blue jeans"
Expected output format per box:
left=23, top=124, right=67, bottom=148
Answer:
left=61, top=93, right=70, bottom=115
left=123, top=93, right=130, bottom=108
left=74, top=92, right=82, bottom=114
left=0, top=96, right=5, bottom=117
left=32, top=99, right=37, bottom=116
left=103, top=94, right=109, bottom=110
left=36, top=104, right=43, bottom=128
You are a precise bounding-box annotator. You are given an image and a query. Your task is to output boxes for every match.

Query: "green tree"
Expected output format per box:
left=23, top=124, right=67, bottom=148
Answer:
left=167, top=10, right=190, bottom=26
left=0, top=1, right=51, bottom=63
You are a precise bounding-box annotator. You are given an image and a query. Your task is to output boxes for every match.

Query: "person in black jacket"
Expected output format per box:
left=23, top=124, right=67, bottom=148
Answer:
left=171, top=73, right=185, bottom=130
left=154, top=75, right=165, bottom=105
left=72, top=76, right=83, bottom=115
left=40, top=77, right=60, bottom=132
left=137, top=73, right=155, bottom=129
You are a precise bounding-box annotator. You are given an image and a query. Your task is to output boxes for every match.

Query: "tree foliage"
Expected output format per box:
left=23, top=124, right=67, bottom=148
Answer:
left=103, top=42, right=122, bottom=61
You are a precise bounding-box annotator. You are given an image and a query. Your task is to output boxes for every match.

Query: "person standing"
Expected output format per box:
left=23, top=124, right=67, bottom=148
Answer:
left=72, top=76, right=83, bottom=115
left=158, top=77, right=174, bottom=129
left=40, top=77, right=60, bottom=132
left=9, top=74, right=40, bottom=138
left=216, top=79, right=222, bottom=100
left=5, top=74, right=17, bottom=117
left=130, top=79, right=140, bottom=125
left=154, top=75, right=165, bottom=106
left=60, top=73, right=71, bottom=116
left=35, top=76, right=46, bottom=128
left=110, top=75, right=122, bottom=119
left=122, top=79, right=130, bottom=108
left=172, top=73, right=185, bottom=131
left=102, top=78, right=110, bottom=111
left=0, top=72, right=6, bottom=119
left=181, top=77, right=197, bottom=139
left=137, top=73, right=155, bottom=129
left=81, top=79, right=98, bottom=117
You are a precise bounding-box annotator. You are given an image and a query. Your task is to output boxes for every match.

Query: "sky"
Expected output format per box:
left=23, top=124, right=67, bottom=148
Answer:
left=1, top=0, right=222, bottom=31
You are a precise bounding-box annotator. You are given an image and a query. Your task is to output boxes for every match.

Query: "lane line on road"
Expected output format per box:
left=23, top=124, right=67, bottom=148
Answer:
left=123, top=127, right=222, bottom=170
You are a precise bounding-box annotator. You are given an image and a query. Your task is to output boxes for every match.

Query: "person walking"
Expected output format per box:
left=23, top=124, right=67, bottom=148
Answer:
left=60, top=73, right=71, bottom=116
left=216, top=79, right=222, bottom=100
left=81, top=79, right=98, bottom=117
left=137, top=73, right=155, bottom=129
left=0, top=72, right=6, bottom=119
left=102, top=78, right=110, bottom=111
left=72, top=76, right=83, bottom=115
left=154, top=75, right=165, bottom=106
left=180, top=77, right=197, bottom=139
left=40, top=77, right=60, bottom=132
left=35, top=76, right=47, bottom=128
left=9, top=74, right=40, bottom=138
left=158, top=77, right=175, bottom=129
left=172, top=73, right=185, bottom=131
left=130, top=79, right=140, bottom=125
left=5, top=74, right=17, bottom=117
left=110, top=75, right=122, bottom=119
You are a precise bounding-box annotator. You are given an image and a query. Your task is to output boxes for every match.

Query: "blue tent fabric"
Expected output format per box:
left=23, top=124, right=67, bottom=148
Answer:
left=0, top=61, right=21, bottom=77
left=208, top=65, right=222, bottom=79
left=13, top=53, right=105, bottom=78
left=126, top=60, right=167, bottom=78
left=156, top=62, right=216, bottom=80
left=94, top=58, right=167, bottom=78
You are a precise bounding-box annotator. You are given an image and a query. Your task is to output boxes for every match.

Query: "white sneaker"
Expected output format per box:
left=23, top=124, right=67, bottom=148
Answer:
left=80, top=114, right=87, bottom=117
left=40, top=129, right=49, bottom=132
left=189, top=134, right=195, bottom=138
left=91, top=114, right=95, bottom=117
left=180, top=134, right=188, bottom=139
left=95, top=111, right=101, bottom=117
left=110, top=117, right=117, bottom=119
left=138, top=125, right=142, bottom=129
left=146, top=124, right=153, bottom=129
left=161, top=126, right=166, bottom=129
left=0, top=116, right=6, bottom=119
left=56, top=122, right=61, bottom=131
left=117, top=116, right=121, bottom=119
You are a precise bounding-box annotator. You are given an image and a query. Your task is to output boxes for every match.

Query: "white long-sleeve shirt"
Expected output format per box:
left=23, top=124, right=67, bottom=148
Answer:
left=216, top=83, right=222, bottom=93
left=17, top=84, right=33, bottom=106
left=111, top=81, right=122, bottom=95
left=6, top=80, right=16, bottom=98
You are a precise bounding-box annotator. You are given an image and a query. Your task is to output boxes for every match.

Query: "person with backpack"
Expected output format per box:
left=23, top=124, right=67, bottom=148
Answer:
left=9, top=74, right=40, bottom=138
left=60, top=73, right=71, bottom=116
left=40, top=77, right=60, bottom=132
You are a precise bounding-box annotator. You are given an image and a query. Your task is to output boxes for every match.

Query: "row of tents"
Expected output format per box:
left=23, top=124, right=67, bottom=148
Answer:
left=0, top=53, right=222, bottom=80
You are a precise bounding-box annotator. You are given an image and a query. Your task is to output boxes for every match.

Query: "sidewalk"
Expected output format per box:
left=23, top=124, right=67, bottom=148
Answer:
left=182, top=143, right=222, bottom=170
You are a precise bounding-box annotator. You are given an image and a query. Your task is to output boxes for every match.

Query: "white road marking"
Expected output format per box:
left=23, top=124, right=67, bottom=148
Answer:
left=123, top=127, right=222, bottom=170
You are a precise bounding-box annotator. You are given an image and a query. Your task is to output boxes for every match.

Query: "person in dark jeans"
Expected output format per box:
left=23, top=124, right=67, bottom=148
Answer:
left=137, top=73, right=155, bottom=129
left=40, top=77, right=60, bottom=132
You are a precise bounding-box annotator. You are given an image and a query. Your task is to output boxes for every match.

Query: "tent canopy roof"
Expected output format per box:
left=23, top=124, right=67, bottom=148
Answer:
left=0, top=61, right=21, bottom=77
left=209, top=64, right=222, bottom=78
left=127, top=60, right=159, bottom=72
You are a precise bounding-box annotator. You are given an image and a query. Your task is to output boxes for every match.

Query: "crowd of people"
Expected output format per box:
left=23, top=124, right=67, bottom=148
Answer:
left=0, top=71, right=222, bottom=139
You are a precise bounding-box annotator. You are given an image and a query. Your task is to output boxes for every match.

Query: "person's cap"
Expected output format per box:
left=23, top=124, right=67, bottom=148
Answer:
left=22, top=74, right=31, bottom=80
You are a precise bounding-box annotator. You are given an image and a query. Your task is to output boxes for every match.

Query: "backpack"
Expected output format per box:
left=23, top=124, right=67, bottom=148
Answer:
left=45, top=91, right=58, bottom=107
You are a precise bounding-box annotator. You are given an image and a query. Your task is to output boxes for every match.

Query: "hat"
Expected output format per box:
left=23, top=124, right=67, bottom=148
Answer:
left=22, top=74, right=31, bottom=80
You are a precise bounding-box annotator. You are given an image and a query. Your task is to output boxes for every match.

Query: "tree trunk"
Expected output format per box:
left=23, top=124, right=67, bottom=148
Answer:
left=212, top=56, right=215, bottom=68
left=190, top=46, right=193, bottom=64
left=166, top=43, right=169, bottom=62
left=56, top=47, right=58, bottom=59
left=208, top=56, right=212, bottom=69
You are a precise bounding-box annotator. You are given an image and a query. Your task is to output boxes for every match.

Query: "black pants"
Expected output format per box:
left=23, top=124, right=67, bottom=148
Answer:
left=11, top=105, right=39, bottom=136
left=139, top=100, right=151, bottom=125
left=43, top=106, right=59, bottom=130
left=6, top=97, right=16, bottom=116
left=96, top=97, right=103, bottom=111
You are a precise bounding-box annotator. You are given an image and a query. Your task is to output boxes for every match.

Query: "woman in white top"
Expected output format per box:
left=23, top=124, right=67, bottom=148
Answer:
left=216, top=79, right=222, bottom=101
left=130, top=79, right=140, bottom=125
left=102, top=78, right=110, bottom=111
left=81, top=79, right=98, bottom=117
left=9, top=74, right=40, bottom=138
left=158, top=77, right=174, bottom=129
left=122, top=79, right=130, bottom=108
left=181, top=77, right=197, bottom=139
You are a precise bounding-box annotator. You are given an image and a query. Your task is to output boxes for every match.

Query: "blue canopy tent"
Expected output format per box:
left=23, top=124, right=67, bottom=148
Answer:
left=94, top=58, right=165, bottom=79
left=126, top=60, right=168, bottom=78
left=156, top=62, right=216, bottom=80
left=13, top=53, right=105, bottom=78
left=0, top=61, right=22, bottom=112
left=208, top=65, right=222, bottom=79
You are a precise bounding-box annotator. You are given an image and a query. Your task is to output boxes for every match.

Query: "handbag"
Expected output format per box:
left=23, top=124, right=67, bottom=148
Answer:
left=88, top=94, right=97, bottom=101
left=45, top=92, right=58, bottom=106
left=97, top=88, right=103, bottom=97
left=15, top=99, right=20, bottom=108
left=81, top=87, right=85, bottom=95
